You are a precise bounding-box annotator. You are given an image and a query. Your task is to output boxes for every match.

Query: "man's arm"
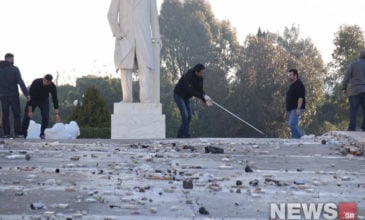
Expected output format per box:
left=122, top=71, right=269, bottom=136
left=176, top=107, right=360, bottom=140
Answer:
left=342, top=64, right=352, bottom=94
left=15, top=67, right=29, bottom=98
left=50, top=84, right=61, bottom=122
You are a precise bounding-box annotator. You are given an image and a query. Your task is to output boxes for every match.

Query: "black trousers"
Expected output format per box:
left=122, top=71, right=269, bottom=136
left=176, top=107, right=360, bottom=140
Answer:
left=22, top=99, right=50, bottom=137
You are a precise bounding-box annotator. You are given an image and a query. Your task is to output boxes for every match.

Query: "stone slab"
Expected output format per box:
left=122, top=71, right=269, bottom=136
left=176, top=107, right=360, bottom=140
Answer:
left=111, top=103, right=166, bottom=139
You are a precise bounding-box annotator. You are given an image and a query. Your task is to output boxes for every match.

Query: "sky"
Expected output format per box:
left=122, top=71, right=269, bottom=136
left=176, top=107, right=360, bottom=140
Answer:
left=0, top=0, right=364, bottom=86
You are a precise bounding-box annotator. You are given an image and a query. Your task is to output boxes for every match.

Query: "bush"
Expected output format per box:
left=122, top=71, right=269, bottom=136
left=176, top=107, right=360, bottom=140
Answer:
left=78, top=127, right=111, bottom=139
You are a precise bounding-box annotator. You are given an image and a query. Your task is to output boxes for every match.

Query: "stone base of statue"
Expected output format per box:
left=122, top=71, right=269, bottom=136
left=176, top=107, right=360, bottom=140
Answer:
left=111, top=102, right=166, bottom=139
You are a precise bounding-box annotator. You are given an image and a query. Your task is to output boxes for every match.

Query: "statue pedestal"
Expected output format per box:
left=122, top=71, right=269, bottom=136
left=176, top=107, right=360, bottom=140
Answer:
left=111, top=103, right=166, bottom=139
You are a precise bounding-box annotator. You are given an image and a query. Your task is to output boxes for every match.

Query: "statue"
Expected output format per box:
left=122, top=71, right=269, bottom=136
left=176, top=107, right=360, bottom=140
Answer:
left=108, top=0, right=161, bottom=103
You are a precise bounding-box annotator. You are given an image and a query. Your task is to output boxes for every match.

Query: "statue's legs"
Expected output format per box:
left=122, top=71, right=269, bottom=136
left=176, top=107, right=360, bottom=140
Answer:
left=139, top=66, right=153, bottom=103
left=120, top=69, right=133, bottom=102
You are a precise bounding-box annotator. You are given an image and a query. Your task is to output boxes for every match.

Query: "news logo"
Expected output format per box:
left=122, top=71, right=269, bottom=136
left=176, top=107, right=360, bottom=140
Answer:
left=270, top=202, right=356, bottom=220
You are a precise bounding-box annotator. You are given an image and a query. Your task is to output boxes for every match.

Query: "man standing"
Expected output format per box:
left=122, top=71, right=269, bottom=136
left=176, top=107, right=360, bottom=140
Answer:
left=22, top=74, right=60, bottom=139
left=0, top=53, right=29, bottom=138
left=107, top=0, right=161, bottom=103
left=342, top=50, right=365, bottom=131
left=284, top=69, right=306, bottom=139
left=174, top=64, right=212, bottom=138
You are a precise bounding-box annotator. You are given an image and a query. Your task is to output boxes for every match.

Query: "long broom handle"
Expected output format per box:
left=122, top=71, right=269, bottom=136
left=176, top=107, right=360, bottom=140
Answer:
left=211, top=100, right=266, bottom=136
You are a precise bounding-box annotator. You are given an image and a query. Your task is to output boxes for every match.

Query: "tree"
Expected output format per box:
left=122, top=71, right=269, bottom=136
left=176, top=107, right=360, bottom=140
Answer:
left=68, top=86, right=110, bottom=127
left=74, top=76, right=122, bottom=112
left=229, top=25, right=326, bottom=137
left=321, top=25, right=365, bottom=131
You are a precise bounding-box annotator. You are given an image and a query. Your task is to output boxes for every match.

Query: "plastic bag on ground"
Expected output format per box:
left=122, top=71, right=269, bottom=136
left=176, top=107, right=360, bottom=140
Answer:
left=45, top=121, right=80, bottom=139
left=27, top=120, right=80, bottom=139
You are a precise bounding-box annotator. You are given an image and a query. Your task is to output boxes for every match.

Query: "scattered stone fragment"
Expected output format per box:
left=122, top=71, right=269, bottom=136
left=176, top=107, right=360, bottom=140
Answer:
left=294, top=180, right=305, bottom=185
left=341, top=176, right=351, bottom=181
left=236, top=180, right=242, bottom=186
left=321, top=140, right=326, bottom=145
left=199, top=206, right=209, bottom=215
left=43, top=211, right=55, bottom=217
left=25, top=154, right=31, bottom=161
left=170, top=206, right=179, bottom=211
left=6, top=154, right=26, bottom=159
left=245, top=165, right=253, bottom=173
left=183, top=145, right=195, bottom=151
left=183, top=180, right=193, bottom=189
left=249, top=179, right=259, bottom=186
left=70, top=156, right=80, bottom=161
left=150, top=207, right=158, bottom=214
left=15, top=191, right=24, bottom=196
left=265, top=178, right=285, bottom=186
left=205, top=146, right=224, bottom=154
left=30, top=202, right=45, bottom=210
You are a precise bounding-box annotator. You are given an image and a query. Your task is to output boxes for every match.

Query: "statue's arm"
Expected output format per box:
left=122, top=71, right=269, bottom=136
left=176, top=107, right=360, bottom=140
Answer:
left=107, top=0, right=123, bottom=39
left=150, top=0, right=161, bottom=43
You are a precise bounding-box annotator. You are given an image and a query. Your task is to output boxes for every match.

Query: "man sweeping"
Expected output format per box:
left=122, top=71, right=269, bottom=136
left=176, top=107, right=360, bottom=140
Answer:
left=173, top=64, right=212, bottom=138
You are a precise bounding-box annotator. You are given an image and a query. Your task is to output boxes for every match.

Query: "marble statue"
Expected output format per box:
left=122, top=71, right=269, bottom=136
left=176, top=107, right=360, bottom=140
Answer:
left=108, top=0, right=161, bottom=103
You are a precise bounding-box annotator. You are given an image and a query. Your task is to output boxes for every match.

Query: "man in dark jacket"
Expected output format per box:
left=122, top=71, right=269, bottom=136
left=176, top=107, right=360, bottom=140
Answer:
left=22, top=74, right=61, bottom=139
left=0, top=53, right=29, bottom=138
left=173, top=63, right=212, bottom=138
left=284, top=69, right=306, bottom=138
left=342, top=50, right=365, bottom=131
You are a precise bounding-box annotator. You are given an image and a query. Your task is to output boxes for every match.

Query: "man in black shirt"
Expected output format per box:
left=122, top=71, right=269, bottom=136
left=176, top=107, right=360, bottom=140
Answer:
left=284, top=69, right=306, bottom=138
left=22, top=74, right=61, bottom=139
left=173, top=63, right=212, bottom=138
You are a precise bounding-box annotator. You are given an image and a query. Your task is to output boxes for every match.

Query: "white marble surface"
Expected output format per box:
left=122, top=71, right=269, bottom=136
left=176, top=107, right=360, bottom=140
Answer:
left=111, top=102, right=165, bottom=139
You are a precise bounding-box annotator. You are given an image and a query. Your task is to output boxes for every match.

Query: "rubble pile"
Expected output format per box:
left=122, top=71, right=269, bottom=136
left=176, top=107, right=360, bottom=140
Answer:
left=0, top=134, right=364, bottom=219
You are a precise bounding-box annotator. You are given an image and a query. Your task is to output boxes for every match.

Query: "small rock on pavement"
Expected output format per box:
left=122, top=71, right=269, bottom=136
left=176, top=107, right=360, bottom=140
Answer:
left=183, top=180, right=193, bottom=189
left=199, top=206, right=209, bottom=215
left=205, top=146, right=224, bottom=154
left=245, top=165, right=253, bottom=172
left=25, top=154, right=31, bottom=161
left=30, top=202, right=45, bottom=210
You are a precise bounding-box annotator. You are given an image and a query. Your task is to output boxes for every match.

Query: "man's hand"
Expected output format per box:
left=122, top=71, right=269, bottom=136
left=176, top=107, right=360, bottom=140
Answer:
left=283, top=112, right=288, bottom=121
left=55, top=113, right=61, bottom=123
left=204, top=94, right=213, bottom=106
left=342, top=89, right=348, bottom=96
left=295, top=109, right=301, bottom=116
left=28, top=111, right=33, bottom=119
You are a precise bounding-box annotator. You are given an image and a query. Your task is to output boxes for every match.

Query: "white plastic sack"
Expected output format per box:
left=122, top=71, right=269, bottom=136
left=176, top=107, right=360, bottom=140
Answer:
left=26, top=120, right=42, bottom=139
left=27, top=120, right=80, bottom=139
left=45, top=121, right=80, bottom=139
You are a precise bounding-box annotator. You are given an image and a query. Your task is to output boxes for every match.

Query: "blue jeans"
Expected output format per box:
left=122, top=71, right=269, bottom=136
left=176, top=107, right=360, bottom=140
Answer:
left=0, top=96, right=22, bottom=136
left=288, top=109, right=304, bottom=139
left=22, top=99, right=50, bottom=137
left=174, top=93, right=192, bottom=138
left=348, top=92, right=365, bottom=131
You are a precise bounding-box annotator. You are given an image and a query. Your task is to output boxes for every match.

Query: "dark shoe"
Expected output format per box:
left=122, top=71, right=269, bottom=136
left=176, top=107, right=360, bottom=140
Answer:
left=40, top=134, right=45, bottom=139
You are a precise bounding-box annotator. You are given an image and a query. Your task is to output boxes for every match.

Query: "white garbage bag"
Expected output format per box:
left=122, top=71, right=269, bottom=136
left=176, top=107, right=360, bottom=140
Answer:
left=65, top=121, right=80, bottom=139
left=26, top=120, right=42, bottom=139
left=27, top=120, right=80, bottom=139
left=45, top=121, right=80, bottom=139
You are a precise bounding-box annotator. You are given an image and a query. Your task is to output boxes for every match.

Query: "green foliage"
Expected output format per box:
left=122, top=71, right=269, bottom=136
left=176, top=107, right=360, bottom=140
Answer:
left=75, top=76, right=122, bottom=112
left=68, top=86, right=110, bottom=127
left=78, top=127, right=111, bottom=139
left=320, top=25, right=365, bottom=130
